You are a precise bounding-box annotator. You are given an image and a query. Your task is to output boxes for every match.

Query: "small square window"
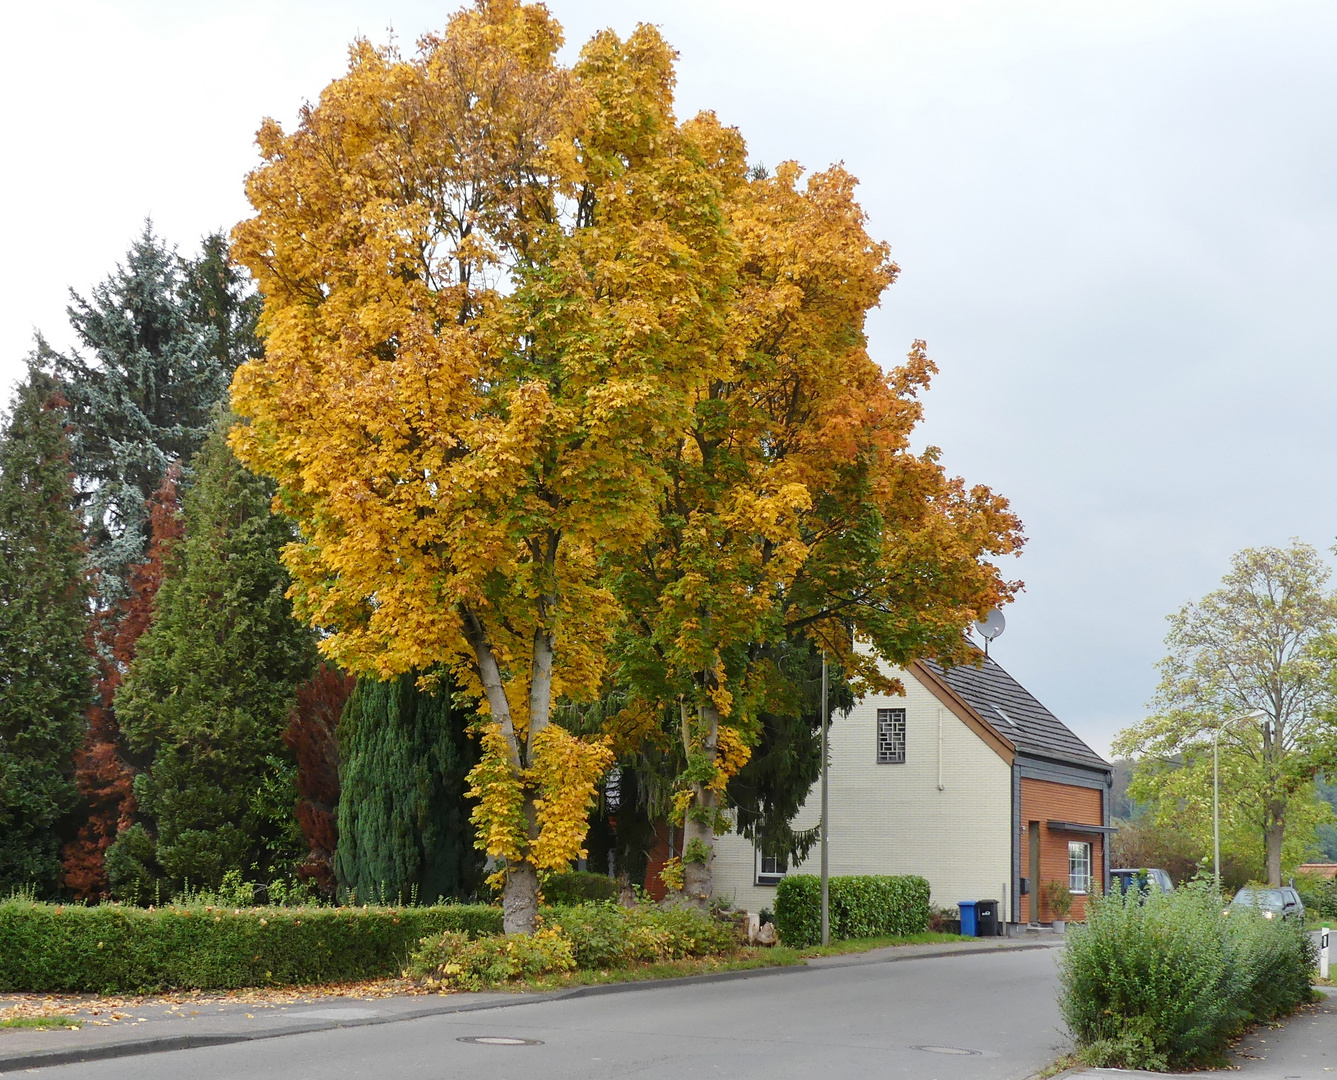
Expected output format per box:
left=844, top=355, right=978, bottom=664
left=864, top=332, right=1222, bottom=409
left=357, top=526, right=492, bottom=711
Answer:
left=1069, top=841, right=1091, bottom=895
left=756, top=845, right=787, bottom=885
left=877, top=708, right=906, bottom=764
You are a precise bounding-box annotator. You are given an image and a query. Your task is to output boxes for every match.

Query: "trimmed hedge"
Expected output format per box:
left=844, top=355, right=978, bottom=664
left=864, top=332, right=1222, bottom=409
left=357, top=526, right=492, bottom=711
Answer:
left=774, top=874, right=931, bottom=947
left=541, top=871, right=619, bottom=906
left=1060, top=884, right=1316, bottom=1070
left=0, top=898, right=501, bottom=993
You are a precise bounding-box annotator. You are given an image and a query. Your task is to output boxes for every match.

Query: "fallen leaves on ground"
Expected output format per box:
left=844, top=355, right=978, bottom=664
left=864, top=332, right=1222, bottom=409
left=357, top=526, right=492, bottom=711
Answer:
left=0, top=977, right=436, bottom=1026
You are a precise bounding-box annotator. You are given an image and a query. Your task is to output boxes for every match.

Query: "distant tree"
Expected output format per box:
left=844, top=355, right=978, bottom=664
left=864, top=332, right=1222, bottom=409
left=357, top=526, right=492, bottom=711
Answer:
left=106, top=418, right=316, bottom=900
left=284, top=664, right=357, bottom=896
left=1114, top=542, right=1337, bottom=885
left=61, top=470, right=183, bottom=899
left=0, top=368, right=91, bottom=894
left=43, top=225, right=248, bottom=610
left=334, top=672, right=483, bottom=905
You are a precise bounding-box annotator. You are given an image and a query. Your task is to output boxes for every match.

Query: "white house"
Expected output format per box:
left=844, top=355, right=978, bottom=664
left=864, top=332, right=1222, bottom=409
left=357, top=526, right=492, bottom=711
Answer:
left=707, top=652, right=1112, bottom=927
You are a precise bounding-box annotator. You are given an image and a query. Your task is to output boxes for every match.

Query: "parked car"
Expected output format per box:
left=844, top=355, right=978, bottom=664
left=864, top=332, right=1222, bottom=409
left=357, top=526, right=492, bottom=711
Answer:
left=1228, top=886, right=1305, bottom=921
left=1110, top=868, right=1174, bottom=896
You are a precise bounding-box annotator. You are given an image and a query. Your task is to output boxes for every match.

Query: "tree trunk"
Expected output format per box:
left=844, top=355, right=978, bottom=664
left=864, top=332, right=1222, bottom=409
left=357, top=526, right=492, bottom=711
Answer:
left=681, top=700, right=719, bottom=909
left=1264, top=802, right=1285, bottom=887
left=503, top=860, right=540, bottom=935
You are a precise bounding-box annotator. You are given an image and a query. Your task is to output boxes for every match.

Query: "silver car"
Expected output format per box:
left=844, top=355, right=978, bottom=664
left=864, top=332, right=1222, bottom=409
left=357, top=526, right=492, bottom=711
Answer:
left=1228, top=886, right=1305, bottom=921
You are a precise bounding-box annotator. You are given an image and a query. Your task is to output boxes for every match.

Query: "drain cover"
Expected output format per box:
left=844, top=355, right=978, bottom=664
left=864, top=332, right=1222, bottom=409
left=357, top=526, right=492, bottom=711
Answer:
left=912, top=1045, right=981, bottom=1056
left=457, top=1036, right=543, bottom=1046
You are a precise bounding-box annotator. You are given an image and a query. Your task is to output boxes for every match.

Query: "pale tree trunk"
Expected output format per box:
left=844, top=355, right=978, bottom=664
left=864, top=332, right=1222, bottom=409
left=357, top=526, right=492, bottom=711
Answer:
left=1264, top=802, right=1285, bottom=887
left=462, top=608, right=555, bottom=935
left=681, top=699, right=719, bottom=909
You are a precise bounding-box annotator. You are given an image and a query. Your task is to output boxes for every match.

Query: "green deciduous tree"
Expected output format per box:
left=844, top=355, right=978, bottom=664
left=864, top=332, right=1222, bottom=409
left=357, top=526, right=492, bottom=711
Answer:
left=0, top=367, right=91, bottom=894
left=106, top=417, right=316, bottom=900
left=334, top=672, right=484, bottom=904
left=1114, top=541, right=1337, bottom=886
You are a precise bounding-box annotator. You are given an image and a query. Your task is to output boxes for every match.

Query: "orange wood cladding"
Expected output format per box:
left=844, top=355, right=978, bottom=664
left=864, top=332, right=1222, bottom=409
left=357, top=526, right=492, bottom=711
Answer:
left=1021, top=777, right=1105, bottom=924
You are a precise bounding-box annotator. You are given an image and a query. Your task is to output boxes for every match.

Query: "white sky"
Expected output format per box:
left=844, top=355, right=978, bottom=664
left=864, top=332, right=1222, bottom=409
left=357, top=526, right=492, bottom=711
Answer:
left=3, top=0, right=1335, bottom=759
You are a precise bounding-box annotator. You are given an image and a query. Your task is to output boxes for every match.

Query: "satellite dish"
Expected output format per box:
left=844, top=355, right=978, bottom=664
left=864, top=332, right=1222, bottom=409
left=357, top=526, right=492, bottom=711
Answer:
left=974, top=610, right=1005, bottom=654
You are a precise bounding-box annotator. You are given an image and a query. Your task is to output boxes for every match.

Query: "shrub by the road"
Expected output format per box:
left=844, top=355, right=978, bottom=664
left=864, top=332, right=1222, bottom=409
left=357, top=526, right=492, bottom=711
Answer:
left=405, top=903, right=741, bottom=989
left=1059, top=883, right=1315, bottom=1070
left=0, top=897, right=501, bottom=993
left=406, top=927, right=575, bottom=990
left=774, top=874, right=930, bottom=948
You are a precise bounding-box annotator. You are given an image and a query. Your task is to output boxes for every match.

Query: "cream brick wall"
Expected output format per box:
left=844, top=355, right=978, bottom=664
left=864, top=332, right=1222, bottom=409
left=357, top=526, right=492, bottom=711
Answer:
left=712, top=663, right=1013, bottom=918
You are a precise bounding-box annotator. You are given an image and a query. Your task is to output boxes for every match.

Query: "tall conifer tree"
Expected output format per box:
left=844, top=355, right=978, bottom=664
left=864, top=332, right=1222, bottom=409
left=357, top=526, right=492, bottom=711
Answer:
left=0, top=368, right=91, bottom=894
left=44, top=225, right=252, bottom=609
left=106, top=417, right=316, bottom=899
left=334, top=673, right=483, bottom=904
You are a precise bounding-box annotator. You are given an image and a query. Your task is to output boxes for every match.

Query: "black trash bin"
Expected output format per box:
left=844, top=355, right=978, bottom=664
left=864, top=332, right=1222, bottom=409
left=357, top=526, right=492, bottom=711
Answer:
left=976, top=898, right=1000, bottom=937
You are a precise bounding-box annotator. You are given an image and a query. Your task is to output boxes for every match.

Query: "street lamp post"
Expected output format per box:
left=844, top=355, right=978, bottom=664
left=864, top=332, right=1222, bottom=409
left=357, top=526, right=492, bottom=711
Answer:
left=1213, top=712, right=1263, bottom=895
left=820, top=653, right=830, bottom=947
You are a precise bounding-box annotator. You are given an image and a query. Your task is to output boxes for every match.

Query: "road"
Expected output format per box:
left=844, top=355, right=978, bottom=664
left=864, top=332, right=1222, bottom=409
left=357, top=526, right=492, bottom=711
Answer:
left=27, top=946, right=1068, bottom=1080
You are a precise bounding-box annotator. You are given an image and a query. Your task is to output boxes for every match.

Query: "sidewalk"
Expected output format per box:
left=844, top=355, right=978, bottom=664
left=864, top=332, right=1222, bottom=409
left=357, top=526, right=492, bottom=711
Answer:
left=1061, top=987, right=1337, bottom=1080
left=0, top=936, right=1059, bottom=1073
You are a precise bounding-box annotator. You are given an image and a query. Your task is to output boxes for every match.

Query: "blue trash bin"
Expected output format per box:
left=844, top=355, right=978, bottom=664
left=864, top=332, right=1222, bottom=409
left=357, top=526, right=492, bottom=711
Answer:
left=959, top=900, right=978, bottom=937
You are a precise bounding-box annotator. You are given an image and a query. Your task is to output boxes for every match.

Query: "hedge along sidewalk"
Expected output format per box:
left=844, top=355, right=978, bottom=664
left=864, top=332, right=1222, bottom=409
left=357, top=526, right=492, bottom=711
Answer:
left=775, top=873, right=931, bottom=948
left=0, top=935, right=1060, bottom=1074
left=0, top=900, right=502, bottom=993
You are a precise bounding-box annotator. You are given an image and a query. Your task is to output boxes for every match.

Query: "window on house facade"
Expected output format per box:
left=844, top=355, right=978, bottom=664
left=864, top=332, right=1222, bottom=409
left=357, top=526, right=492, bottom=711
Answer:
left=876, top=708, right=906, bottom=764
left=1069, top=841, right=1092, bottom=895
left=755, top=844, right=787, bottom=886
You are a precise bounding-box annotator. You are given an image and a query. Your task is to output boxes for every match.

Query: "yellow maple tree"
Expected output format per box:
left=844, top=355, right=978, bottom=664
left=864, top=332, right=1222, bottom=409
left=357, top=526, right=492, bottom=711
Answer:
left=610, top=159, right=1024, bottom=904
left=229, top=0, right=737, bottom=932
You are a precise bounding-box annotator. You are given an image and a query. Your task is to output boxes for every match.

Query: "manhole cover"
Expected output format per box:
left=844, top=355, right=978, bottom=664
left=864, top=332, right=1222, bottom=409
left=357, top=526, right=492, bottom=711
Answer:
left=912, top=1045, right=981, bottom=1056
left=457, top=1036, right=543, bottom=1046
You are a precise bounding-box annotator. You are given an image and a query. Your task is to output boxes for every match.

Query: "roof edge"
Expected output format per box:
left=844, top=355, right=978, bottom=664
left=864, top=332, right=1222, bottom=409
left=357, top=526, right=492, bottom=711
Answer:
left=907, top=659, right=1016, bottom=765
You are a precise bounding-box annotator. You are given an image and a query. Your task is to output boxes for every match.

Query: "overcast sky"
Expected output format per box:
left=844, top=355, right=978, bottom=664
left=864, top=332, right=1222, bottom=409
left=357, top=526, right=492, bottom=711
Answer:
left=3, top=0, right=1335, bottom=759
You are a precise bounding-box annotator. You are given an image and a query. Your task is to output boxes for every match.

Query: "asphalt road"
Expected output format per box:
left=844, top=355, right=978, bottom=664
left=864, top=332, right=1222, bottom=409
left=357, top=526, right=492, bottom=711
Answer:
left=28, top=947, right=1068, bottom=1080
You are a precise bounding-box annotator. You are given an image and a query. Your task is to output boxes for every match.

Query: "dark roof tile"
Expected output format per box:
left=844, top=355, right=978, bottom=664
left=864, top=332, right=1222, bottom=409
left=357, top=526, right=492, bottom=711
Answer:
left=921, top=655, right=1109, bottom=771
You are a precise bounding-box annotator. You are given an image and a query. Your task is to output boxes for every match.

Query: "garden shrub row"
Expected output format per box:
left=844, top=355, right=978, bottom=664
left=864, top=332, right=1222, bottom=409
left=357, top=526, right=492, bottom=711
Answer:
left=774, top=874, right=931, bottom=947
left=0, top=898, right=502, bottom=993
left=1059, top=884, right=1316, bottom=1071
left=405, top=902, right=741, bottom=989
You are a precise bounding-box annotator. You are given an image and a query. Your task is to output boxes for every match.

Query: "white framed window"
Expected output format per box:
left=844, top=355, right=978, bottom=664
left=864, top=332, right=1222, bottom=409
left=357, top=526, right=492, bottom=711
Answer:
left=877, top=708, right=906, bottom=764
left=1069, top=841, right=1091, bottom=895
left=755, top=844, right=787, bottom=885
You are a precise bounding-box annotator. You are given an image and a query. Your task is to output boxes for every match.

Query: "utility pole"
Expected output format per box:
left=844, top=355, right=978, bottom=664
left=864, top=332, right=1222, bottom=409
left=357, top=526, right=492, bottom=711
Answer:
left=820, top=652, right=830, bottom=947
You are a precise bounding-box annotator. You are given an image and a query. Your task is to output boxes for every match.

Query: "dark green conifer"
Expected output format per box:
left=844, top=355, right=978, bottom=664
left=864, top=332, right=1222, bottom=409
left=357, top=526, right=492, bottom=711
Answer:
left=0, top=368, right=91, bottom=893
left=334, top=674, right=483, bottom=904
left=107, top=417, right=316, bottom=899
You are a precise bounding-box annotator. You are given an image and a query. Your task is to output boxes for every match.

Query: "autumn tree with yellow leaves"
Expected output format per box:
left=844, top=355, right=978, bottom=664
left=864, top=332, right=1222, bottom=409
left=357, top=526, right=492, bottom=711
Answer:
left=231, top=0, right=1022, bottom=930
left=609, top=162, right=1023, bottom=904
left=230, top=0, right=737, bottom=932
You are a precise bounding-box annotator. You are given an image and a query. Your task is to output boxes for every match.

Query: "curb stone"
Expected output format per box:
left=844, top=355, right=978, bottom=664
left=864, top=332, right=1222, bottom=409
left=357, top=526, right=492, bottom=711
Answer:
left=0, top=938, right=1061, bottom=1073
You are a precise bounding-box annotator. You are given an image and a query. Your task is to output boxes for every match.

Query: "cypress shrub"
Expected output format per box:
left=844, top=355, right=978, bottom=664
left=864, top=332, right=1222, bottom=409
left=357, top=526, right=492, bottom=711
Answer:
left=774, top=874, right=931, bottom=947
left=109, top=417, right=318, bottom=898
left=0, top=898, right=501, bottom=993
left=334, top=672, right=482, bottom=905
left=0, top=369, right=92, bottom=896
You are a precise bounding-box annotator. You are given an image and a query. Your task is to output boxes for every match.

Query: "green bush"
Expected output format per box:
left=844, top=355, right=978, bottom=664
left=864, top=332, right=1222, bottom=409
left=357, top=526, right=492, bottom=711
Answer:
left=0, top=898, right=501, bottom=993
left=548, top=903, right=741, bottom=968
left=1294, top=872, right=1337, bottom=920
left=774, top=874, right=931, bottom=948
left=541, top=871, right=619, bottom=906
left=1060, top=883, right=1316, bottom=1070
left=405, top=927, right=575, bottom=990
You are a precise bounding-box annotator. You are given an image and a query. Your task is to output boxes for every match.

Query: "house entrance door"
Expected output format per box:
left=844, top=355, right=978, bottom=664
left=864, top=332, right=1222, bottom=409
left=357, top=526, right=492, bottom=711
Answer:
left=1028, top=821, right=1041, bottom=924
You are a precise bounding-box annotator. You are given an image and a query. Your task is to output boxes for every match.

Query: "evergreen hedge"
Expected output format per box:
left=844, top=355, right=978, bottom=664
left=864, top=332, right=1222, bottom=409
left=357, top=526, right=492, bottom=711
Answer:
left=774, top=874, right=931, bottom=947
left=0, top=898, right=501, bottom=993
